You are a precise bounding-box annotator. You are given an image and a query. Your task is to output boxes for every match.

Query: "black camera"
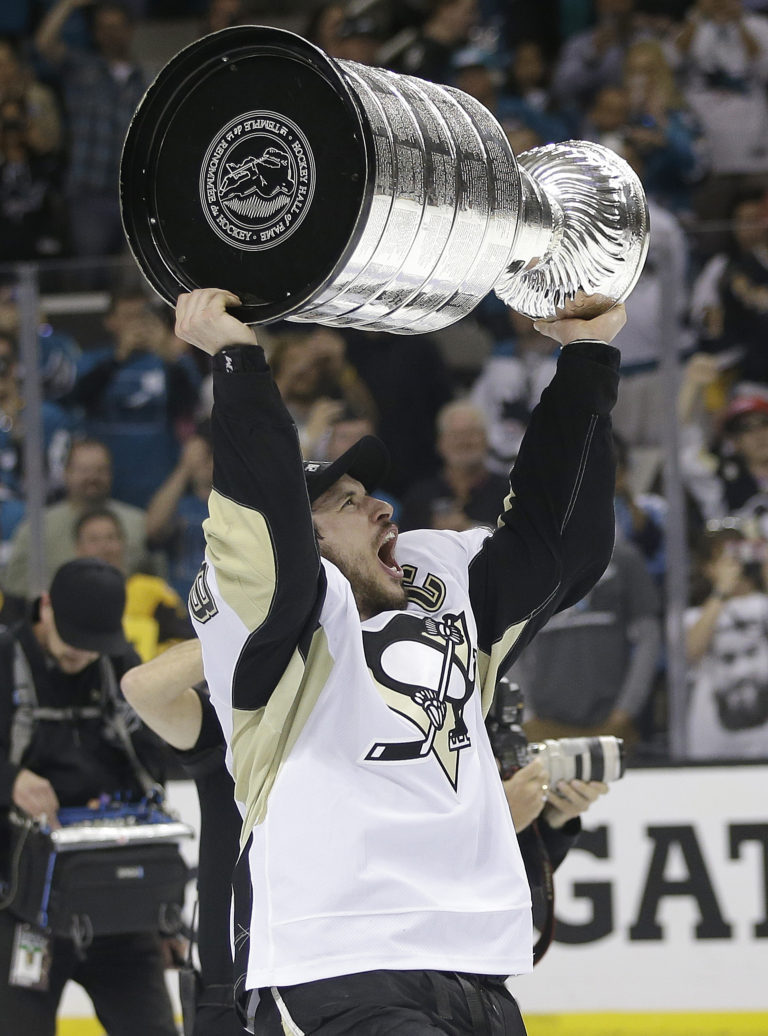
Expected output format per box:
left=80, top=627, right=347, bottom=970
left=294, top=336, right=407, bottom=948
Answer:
left=486, top=677, right=626, bottom=784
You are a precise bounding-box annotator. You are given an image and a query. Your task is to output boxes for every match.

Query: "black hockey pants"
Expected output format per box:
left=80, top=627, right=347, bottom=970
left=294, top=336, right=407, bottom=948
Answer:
left=250, top=968, right=528, bottom=1035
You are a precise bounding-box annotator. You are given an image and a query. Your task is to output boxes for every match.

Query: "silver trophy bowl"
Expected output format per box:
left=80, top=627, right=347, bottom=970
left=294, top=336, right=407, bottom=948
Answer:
left=121, top=26, right=649, bottom=333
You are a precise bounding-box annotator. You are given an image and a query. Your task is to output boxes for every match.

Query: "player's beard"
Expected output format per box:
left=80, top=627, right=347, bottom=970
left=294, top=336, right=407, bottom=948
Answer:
left=320, top=544, right=408, bottom=620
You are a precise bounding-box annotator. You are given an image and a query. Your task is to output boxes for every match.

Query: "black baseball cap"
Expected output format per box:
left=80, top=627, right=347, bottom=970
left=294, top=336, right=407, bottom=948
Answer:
left=303, top=435, right=390, bottom=504
left=49, top=559, right=128, bottom=655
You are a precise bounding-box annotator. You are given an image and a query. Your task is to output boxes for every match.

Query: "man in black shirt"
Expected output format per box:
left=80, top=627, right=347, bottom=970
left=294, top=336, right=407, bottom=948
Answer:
left=0, top=558, right=177, bottom=1036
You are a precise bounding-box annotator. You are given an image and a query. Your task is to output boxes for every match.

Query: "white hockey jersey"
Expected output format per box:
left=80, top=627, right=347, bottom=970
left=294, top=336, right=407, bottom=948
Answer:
left=191, top=337, right=620, bottom=997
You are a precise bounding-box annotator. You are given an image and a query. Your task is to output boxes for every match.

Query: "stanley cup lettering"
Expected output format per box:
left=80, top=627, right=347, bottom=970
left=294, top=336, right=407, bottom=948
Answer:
left=121, top=26, right=649, bottom=332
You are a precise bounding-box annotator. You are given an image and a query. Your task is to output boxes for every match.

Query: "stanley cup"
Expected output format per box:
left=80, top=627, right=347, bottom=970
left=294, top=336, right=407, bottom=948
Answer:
left=120, top=26, right=649, bottom=333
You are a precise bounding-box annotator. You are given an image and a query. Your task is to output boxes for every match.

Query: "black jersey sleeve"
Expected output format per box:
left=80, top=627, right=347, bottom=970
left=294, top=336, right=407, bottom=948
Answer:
left=469, top=340, right=620, bottom=697
left=203, top=346, right=322, bottom=713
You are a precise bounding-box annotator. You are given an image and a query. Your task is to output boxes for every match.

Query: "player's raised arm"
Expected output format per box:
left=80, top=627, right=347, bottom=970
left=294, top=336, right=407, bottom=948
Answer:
left=174, top=289, right=321, bottom=711
left=469, top=305, right=625, bottom=696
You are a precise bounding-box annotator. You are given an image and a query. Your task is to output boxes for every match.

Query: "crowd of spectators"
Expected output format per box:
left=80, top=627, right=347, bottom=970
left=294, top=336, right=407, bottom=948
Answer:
left=1, top=0, right=768, bottom=762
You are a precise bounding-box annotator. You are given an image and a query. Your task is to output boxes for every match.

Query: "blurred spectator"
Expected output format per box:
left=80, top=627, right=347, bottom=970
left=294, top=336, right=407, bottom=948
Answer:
left=269, top=324, right=377, bottom=460
left=613, top=431, right=667, bottom=583
left=621, top=39, right=708, bottom=215
left=495, top=0, right=564, bottom=60
left=0, top=329, right=72, bottom=500
left=400, top=399, right=507, bottom=531
left=451, top=50, right=499, bottom=111
left=581, top=82, right=633, bottom=156
left=145, top=423, right=211, bottom=602
left=0, top=277, right=83, bottom=423
left=685, top=524, right=768, bottom=758
left=676, top=351, right=733, bottom=525
left=514, top=538, right=662, bottom=750
left=200, top=0, right=248, bottom=35
left=469, top=310, right=558, bottom=475
left=320, top=407, right=401, bottom=523
left=551, top=0, right=651, bottom=112
left=689, top=189, right=768, bottom=385
left=614, top=194, right=693, bottom=449
left=680, top=375, right=768, bottom=535
left=0, top=483, right=25, bottom=562
left=68, top=290, right=200, bottom=508
left=34, top=0, right=147, bottom=258
left=392, top=0, right=479, bottom=83
left=342, top=325, right=455, bottom=497
left=322, top=408, right=377, bottom=462
left=334, top=13, right=385, bottom=65
left=304, top=2, right=346, bottom=56
left=575, top=100, right=696, bottom=453
left=0, top=95, right=68, bottom=261
left=712, top=392, right=768, bottom=520
left=75, top=507, right=193, bottom=660
left=0, top=283, right=81, bottom=401
left=0, top=36, right=61, bottom=155
left=677, top=0, right=768, bottom=245
left=496, top=39, right=573, bottom=143
left=2, top=437, right=147, bottom=596
left=677, top=349, right=722, bottom=437
left=501, top=123, right=543, bottom=161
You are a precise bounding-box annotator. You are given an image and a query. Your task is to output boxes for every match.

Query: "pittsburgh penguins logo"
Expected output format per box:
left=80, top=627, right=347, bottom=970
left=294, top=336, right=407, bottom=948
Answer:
left=363, top=611, right=476, bottom=789
left=189, top=562, right=218, bottom=624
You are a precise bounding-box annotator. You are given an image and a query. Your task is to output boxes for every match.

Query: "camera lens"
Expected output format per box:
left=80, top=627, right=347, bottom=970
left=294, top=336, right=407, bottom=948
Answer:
left=530, top=736, right=625, bottom=784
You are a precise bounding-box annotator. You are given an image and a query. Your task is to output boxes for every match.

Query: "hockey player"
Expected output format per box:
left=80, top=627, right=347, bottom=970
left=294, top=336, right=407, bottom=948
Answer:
left=121, top=644, right=608, bottom=1036
left=174, top=287, right=626, bottom=1035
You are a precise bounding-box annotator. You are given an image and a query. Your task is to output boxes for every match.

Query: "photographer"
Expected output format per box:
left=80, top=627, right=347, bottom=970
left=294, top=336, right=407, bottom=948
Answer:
left=487, top=679, right=611, bottom=959
left=503, top=758, right=608, bottom=838
left=0, top=558, right=176, bottom=1036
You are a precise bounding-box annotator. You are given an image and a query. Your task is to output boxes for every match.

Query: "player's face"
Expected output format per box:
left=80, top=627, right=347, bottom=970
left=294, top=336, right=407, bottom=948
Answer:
left=312, top=476, right=407, bottom=620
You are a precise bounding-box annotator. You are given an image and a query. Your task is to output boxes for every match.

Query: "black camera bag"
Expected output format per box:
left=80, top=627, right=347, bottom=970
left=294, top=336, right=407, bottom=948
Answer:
left=1, top=810, right=189, bottom=942
left=0, top=638, right=190, bottom=945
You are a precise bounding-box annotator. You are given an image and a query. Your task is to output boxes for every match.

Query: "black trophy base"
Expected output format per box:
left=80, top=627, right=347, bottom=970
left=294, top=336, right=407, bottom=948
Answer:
left=121, top=26, right=371, bottom=324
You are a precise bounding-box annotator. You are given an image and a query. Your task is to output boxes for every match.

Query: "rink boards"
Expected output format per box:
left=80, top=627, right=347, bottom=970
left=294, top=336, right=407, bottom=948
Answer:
left=58, top=764, right=768, bottom=1034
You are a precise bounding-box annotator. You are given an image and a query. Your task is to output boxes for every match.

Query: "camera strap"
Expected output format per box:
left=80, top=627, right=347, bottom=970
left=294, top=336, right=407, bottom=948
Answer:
left=7, top=637, right=161, bottom=802
left=99, top=656, right=164, bottom=802
left=530, top=820, right=555, bottom=966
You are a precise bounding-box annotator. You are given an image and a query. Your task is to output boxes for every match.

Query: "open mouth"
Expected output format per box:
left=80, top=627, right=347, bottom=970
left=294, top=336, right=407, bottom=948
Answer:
left=377, top=526, right=403, bottom=579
